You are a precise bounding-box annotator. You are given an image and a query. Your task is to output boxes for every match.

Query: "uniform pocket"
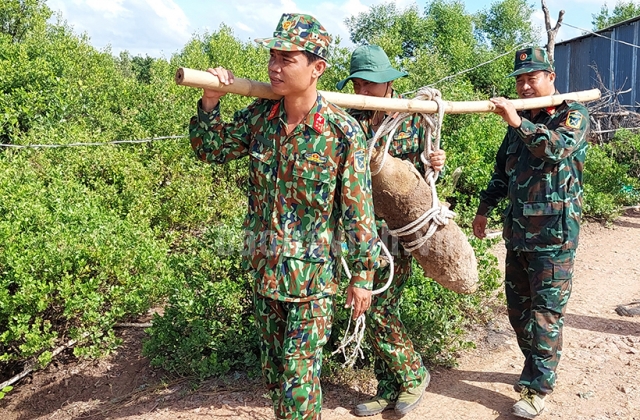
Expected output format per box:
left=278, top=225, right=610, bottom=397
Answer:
left=534, top=251, right=573, bottom=313
left=389, top=129, right=419, bottom=157
left=249, top=140, right=275, bottom=189
left=278, top=240, right=329, bottom=298
left=290, top=157, right=335, bottom=208
left=522, top=202, right=562, bottom=216
left=522, top=201, right=564, bottom=246
left=553, top=254, right=574, bottom=280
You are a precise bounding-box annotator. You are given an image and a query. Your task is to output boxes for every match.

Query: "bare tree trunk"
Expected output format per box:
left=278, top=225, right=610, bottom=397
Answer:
left=542, top=0, right=565, bottom=62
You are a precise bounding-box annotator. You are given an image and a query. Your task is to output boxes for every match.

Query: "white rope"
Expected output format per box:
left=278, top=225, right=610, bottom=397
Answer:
left=331, top=308, right=367, bottom=366
left=369, top=87, right=456, bottom=253
left=333, top=87, right=456, bottom=368
left=334, top=239, right=394, bottom=368
left=0, top=135, right=187, bottom=149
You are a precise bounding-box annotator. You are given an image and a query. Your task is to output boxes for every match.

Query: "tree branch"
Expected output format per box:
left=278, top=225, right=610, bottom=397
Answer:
left=541, top=0, right=565, bottom=62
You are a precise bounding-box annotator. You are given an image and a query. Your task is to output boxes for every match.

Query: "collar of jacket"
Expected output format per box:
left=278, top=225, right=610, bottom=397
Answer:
left=269, top=93, right=328, bottom=133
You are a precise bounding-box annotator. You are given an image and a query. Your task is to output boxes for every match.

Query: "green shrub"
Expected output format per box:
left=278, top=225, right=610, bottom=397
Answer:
left=608, top=130, right=640, bottom=177
left=143, top=216, right=260, bottom=378
left=583, top=141, right=640, bottom=220
left=0, top=150, right=172, bottom=365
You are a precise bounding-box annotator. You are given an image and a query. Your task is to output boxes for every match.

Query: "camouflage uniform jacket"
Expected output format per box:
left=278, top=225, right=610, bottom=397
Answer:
left=348, top=90, right=425, bottom=253
left=190, top=93, right=379, bottom=302
left=477, top=100, right=589, bottom=252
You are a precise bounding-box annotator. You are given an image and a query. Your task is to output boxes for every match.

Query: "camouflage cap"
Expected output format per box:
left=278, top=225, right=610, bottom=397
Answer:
left=508, top=47, right=554, bottom=77
left=255, top=13, right=331, bottom=60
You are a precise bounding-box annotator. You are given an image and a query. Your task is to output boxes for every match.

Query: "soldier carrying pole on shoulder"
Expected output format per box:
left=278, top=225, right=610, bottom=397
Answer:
left=189, top=13, right=380, bottom=420
left=473, top=46, right=590, bottom=419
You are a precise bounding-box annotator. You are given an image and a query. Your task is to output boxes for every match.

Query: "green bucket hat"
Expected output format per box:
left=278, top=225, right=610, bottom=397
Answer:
left=336, top=45, right=407, bottom=90
left=255, top=13, right=331, bottom=60
left=508, top=46, right=554, bottom=77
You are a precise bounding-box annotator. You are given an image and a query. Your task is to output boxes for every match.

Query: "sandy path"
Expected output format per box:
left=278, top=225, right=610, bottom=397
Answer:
left=2, top=212, right=639, bottom=420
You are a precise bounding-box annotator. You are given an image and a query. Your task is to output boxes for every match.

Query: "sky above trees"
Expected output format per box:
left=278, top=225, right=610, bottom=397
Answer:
left=45, top=0, right=623, bottom=58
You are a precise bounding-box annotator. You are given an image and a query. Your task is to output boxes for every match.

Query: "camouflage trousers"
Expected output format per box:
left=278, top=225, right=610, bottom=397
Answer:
left=254, top=294, right=333, bottom=420
left=367, top=254, right=428, bottom=401
left=505, top=249, right=574, bottom=395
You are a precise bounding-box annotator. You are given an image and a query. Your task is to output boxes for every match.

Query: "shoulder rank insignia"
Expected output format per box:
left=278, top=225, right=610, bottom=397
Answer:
left=565, top=110, right=584, bottom=129
left=305, top=152, right=327, bottom=164
left=354, top=149, right=366, bottom=173
left=313, top=113, right=325, bottom=132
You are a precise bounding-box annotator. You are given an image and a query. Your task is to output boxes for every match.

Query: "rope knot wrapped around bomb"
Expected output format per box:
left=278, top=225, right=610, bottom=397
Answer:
left=367, top=87, right=479, bottom=295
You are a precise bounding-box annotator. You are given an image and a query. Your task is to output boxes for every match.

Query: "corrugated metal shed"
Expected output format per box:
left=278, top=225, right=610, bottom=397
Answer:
left=554, top=16, right=640, bottom=109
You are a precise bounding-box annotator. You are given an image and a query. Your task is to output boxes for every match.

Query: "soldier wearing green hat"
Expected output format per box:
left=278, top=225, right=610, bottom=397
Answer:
left=189, top=13, right=380, bottom=420
left=473, top=46, right=589, bottom=419
left=337, top=44, right=446, bottom=417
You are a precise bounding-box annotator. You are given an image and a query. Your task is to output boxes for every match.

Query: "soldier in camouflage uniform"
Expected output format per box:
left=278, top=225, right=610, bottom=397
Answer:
left=473, top=47, right=589, bottom=419
left=336, top=45, right=446, bottom=417
left=189, top=13, right=380, bottom=420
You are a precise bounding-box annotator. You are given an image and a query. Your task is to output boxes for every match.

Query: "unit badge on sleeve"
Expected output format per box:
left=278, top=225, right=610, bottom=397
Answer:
left=565, top=110, right=584, bottom=129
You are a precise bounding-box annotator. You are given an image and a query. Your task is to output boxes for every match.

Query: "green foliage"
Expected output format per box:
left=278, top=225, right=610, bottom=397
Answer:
left=0, top=385, right=13, bottom=399
left=471, top=0, right=538, bottom=97
left=1, top=0, right=638, bottom=386
left=0, top=4, right=249, bottom=377
left=424, top=0, right=477, bottom=73
left=440, top=113, right=508, bottom=225
left=143, top=218, right=259, bottom=378
left=606, top=129, right=640, bottom=179
left=345, top=3, right=431, bottom=59
left=592, top=0, right=640, bottom=30
left=344, top=0, right=536, bottom=98
left=401, top=238, right=501, bottom=366
left=583, top=134, right=640, bottom=220
left=0, top=149, right=173, bottom=363
left=0, top=0, right=50, bottom=43
left=475, top=0, right=536, bottom=51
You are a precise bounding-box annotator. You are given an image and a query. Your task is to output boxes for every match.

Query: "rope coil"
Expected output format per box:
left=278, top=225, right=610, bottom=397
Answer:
left=371, top=87, right=455, bottom=252
left=334, top=238, right=394, bottom=367
left=333, top=87, right=455, bottom=368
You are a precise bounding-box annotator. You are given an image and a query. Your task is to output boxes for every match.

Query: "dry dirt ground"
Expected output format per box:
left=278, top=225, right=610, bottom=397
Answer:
left=2, top=211, right=640, bottom=420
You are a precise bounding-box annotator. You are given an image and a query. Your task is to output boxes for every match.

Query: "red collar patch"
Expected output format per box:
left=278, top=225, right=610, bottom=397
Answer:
left=313, top=113, right=325, bottom=132
left=267, top=102, right=281, bottom=121
left=545, top=106, right=556, bottom=115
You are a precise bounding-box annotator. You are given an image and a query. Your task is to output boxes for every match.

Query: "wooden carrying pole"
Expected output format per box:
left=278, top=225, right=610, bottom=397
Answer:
left=175, top=67, right=602, bottom=114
